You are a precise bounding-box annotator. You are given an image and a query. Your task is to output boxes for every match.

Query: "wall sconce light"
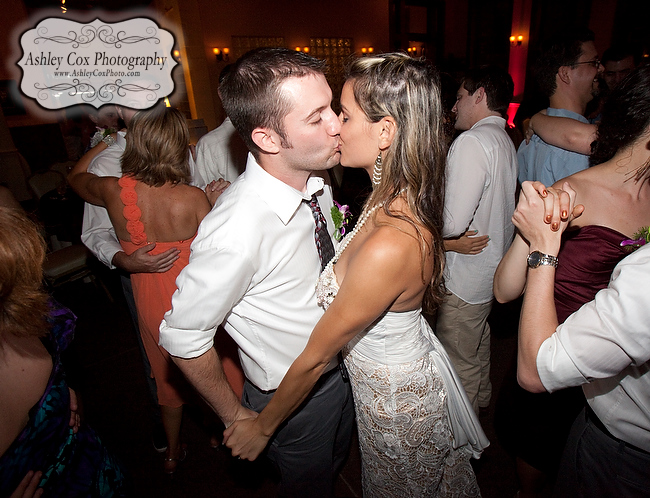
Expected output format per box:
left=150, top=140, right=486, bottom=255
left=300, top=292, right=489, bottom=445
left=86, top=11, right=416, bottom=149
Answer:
left=406, top=46, right=422, bottom=56
left=360, top=47, right=374, bottom=56
left=213, top=47, right=230, bottom=62
left=295, top=47, right=311, bottom=53
left=173, top=50, right=180, bottom=59
left=510, top=35, right=524, bottom=47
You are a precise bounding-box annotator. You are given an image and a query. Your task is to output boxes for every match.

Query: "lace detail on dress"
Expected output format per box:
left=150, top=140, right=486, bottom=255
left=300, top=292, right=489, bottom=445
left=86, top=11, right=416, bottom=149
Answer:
left=118, top=175, right=147, bottom=245
left=346, top=348, right=481, bottom=497
left=315, top=204, right=484, bottom=497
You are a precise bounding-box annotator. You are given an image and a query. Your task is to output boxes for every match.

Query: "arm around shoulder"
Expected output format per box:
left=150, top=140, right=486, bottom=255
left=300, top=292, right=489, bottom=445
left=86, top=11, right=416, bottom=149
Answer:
left=529, top=112, right=596, bottom=155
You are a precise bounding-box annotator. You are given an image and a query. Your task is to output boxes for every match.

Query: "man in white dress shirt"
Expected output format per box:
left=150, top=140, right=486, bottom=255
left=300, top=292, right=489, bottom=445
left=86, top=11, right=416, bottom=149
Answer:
left=435, top=66, right=518, bottom=414
left=194, top=66, right=248, bottom=187
left=159, top=48, right=354, bottom=497
left=514, top=181, right=650, bottom=496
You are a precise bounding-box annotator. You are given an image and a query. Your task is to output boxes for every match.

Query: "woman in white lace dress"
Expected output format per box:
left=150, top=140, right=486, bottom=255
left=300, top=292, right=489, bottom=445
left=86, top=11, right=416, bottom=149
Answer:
left=224, top=53, right=487, bottom=497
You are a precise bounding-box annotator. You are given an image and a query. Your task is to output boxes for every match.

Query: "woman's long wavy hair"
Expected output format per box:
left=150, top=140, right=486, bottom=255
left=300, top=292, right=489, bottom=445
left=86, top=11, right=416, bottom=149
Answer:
left=346, top=53, right=448, bottom=312
left=0, top=208, right=49, bottom=343
left=121, top=106, right=191, bottom=187
left=591, top=63, right=650, bottom=184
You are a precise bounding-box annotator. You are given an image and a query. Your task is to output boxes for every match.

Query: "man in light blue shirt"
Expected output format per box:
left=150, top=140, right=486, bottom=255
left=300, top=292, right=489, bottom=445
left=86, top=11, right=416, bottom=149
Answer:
left=518, top=30, right=602, bottom=186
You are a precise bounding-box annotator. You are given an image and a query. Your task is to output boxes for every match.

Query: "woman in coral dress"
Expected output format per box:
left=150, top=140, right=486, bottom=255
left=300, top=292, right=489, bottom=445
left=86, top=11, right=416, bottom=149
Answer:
left=69, top=105, right=212, bottom=474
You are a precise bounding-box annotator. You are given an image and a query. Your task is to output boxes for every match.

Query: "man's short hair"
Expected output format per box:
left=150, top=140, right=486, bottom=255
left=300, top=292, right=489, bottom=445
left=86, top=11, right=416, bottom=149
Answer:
left=219, top=47, right=327, bottom=158
left=461, top=66, right=514, bottom=118
left=602, top=43, right=638, bottom=66
left=534, top=29, right=595, bottom=98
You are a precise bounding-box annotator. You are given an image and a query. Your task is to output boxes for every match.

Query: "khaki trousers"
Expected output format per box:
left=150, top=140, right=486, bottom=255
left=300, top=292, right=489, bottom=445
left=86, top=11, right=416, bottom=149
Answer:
left=435, top=292, right=493, bottom=415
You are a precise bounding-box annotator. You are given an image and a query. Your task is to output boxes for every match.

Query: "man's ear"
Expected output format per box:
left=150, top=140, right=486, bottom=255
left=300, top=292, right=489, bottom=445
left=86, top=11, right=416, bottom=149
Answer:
left=474, top=87, right=486, bottom=104
left=557, top=66, right=572, bottom=86
left=378, top=116, right=397, bottom=150
left=251, top=127, right=281, bottom=154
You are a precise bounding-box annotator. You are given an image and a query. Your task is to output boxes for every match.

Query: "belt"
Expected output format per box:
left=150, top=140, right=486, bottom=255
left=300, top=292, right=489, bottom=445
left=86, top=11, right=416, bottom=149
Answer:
left=585, top=405, right=650, bottom=456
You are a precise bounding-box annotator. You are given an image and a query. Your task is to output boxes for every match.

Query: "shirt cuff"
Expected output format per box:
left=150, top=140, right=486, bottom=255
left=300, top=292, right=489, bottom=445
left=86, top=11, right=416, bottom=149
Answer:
left=536, top=332, right=588, bottom=393
left=159, top=318, right=217, bottom=359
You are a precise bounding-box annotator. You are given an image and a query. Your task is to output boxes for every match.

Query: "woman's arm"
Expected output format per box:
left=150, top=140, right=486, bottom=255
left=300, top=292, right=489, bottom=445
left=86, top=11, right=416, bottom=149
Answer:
left=527, top=112, right=596, bottom=155
left=493, top=232, right=529, bottom=303
left=67, top=137, right=114, bottom=206
left=514, top=182, right=577, bottom=391
left=223, top=227, right=419, bottom=459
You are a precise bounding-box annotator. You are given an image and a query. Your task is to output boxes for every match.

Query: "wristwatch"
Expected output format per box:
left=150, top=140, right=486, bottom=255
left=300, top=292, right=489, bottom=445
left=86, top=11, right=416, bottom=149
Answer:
left=527, top=250, right=558, bottom=269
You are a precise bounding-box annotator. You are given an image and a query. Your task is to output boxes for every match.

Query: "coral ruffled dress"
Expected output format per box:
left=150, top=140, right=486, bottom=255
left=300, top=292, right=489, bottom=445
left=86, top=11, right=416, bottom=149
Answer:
left=118, top=175, right=194, bottom=407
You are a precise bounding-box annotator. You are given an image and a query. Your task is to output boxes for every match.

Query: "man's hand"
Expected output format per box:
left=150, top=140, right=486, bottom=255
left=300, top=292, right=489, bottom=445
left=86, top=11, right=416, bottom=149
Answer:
left=444, top=230, right=489, bottom=255
left=10, top=471, right=43, bottom=498
left=222, top=414, right=272, bottom=461
left=205, top=179, right=230, bottom=207
left=112, top=244, right=180, bottom=273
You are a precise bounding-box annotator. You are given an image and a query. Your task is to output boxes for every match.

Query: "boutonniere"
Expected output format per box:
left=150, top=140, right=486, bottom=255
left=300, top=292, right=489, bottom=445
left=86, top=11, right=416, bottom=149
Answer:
left=620, top=226, right=650, bottom=251
left=330, top=201, right=351, bottom=241
left=90, top=127, right=117, bottom=148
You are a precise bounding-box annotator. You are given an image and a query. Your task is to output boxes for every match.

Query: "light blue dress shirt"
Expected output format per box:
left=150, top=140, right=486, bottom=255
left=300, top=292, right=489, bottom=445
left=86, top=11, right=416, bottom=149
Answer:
left=517, top=108, right=590, bottom=186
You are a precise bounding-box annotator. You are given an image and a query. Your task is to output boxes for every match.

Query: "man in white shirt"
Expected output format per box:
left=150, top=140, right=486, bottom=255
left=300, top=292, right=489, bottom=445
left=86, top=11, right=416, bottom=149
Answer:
left=436, top=66, right=518, bottom=414
left=194, top=66, right=248, bottom=187
left=514, top=181, right=650, bottom=497
left=159, top=48, right=354, bottom=497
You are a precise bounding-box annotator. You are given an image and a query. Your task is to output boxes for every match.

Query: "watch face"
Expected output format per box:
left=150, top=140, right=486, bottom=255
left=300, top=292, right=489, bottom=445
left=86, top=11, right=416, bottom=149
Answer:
left=528, top=251, right=541, bottom=268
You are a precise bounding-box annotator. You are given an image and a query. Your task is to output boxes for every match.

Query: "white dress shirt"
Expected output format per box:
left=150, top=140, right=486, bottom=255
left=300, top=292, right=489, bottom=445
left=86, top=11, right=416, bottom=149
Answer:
left=160, top=154, right=335, bottom=391
left=194, top=117, right=248, bottom=187
left=537, top=244, right=650, bottom=451
left=80, top=132, right=199, bottom=269
left=443, top=116, right=518, bottom=304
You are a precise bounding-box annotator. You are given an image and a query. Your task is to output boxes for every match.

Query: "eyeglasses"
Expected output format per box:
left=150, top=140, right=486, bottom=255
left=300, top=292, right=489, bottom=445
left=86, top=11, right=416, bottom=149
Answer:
left=572, top=58, right=601, bottom=68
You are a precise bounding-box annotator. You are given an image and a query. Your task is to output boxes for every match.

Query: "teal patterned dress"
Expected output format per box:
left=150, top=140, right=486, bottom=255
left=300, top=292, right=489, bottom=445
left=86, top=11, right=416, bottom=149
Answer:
left=0, top=305, right=127, bottom=497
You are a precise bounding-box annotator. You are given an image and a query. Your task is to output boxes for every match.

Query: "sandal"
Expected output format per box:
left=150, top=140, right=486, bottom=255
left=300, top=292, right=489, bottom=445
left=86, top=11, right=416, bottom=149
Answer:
left=163, top=443, right=187, bottom=475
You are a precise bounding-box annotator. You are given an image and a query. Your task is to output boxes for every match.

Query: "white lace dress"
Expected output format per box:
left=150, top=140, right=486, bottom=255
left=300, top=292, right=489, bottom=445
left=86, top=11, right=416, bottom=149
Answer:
left=317, top=226, right=487, bottom=497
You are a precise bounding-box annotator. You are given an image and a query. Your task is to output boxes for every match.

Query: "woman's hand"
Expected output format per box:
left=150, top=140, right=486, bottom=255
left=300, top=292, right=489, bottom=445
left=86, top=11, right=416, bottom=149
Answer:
left=444, top=230, right=489, bottom=255
left=222, top=417, right=270, bottom=461
left=69, top=388, right=80, bottom=433
left=205, top=179, right=230, bottom=207
left=525, top=110, right=547, bottom=144
left=513, top=181, right=582, bottom=254
left=10, top=471, right=43, bottom=498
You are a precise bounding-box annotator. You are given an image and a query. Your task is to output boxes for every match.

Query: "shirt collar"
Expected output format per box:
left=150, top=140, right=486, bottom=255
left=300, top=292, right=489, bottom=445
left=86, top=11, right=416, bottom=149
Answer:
left=471, top=115, right=506, bottom=129
left=245, top=154, right=325, bottom=225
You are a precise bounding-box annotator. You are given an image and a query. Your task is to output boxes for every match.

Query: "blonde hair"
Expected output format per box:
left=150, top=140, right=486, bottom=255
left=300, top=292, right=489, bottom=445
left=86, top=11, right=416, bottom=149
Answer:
left=121, top=106, right=191, bottom=187
left=346, top=53, right=448, bottom=311
left=0, top=208, right=49, bottom=342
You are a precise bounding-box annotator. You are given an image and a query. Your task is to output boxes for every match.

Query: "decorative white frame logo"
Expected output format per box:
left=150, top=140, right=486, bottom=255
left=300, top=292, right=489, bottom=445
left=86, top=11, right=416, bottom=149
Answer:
left=18, top=17, right=177, bottom=110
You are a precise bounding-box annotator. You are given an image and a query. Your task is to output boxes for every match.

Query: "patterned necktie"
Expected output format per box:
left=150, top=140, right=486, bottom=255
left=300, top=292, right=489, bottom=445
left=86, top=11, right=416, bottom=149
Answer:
left=307, top=194, right=336, bottom=272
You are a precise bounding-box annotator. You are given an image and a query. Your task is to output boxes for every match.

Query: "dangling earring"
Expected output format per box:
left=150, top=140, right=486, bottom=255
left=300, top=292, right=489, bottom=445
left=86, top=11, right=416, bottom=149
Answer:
left=372, top=152, right=382, bottom=187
